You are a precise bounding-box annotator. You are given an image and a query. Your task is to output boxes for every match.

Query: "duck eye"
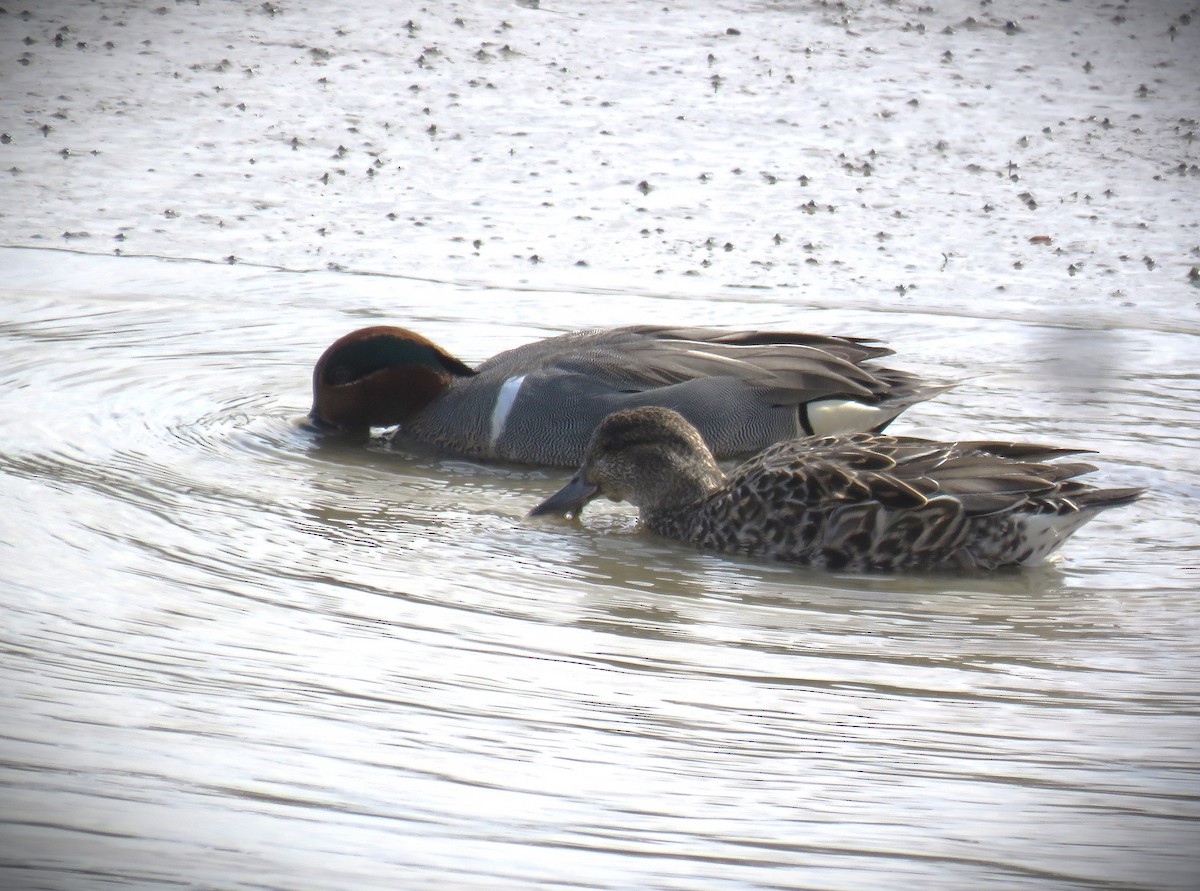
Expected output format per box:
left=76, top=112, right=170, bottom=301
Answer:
left=328, top=364, right=357, bottom=386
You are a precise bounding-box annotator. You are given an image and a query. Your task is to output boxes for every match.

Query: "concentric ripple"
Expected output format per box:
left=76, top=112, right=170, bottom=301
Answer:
left=1, top=249, right=1198, bottom=891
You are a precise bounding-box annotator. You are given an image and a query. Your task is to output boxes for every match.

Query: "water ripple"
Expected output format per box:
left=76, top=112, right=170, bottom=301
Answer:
left=1, top=249, right=1198, bottom=891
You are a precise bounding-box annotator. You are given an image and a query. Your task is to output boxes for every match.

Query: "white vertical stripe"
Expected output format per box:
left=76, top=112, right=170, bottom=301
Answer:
left=489, top=374, right=528, bottom=445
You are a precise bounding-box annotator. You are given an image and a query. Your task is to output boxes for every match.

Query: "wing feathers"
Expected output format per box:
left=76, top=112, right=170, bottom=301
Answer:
left=487, top=326, right=939, bottom=406
left=761, top=435, right=1139, bottom=518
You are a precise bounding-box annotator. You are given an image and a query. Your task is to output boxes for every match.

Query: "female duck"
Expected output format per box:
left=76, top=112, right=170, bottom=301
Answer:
left=529, top=406, right=1143, bottom=571
left=310, top=324, right=946, bottom=466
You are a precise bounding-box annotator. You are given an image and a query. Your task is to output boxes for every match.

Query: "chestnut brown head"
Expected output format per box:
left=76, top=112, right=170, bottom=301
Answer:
left=309, top=326, right=475, bottom=431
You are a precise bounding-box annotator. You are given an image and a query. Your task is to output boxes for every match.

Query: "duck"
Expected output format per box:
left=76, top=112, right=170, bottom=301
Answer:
left=310, top=324, right=949, bottom=466
left=529, top=406, right=1144, bottom=571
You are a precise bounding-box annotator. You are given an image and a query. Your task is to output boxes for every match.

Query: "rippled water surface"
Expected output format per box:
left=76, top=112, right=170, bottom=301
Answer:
left=3, top=246, right=1197, bottom=890
left=3, top=0, right=1200, bottom=889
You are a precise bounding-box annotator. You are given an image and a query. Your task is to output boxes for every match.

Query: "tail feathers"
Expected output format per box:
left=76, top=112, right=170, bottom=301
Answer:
left=806, top=379, right=955, bottom=437
left=1072, top=486, right=1145, bottom=512
left=1014, top=486, right=1143, bottom=566
left=869, top=373, right=956, bottom=433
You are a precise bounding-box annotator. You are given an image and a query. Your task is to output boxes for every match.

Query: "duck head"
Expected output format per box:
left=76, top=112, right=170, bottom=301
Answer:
left=530, top=406, right=725, bottom=518
left=310, top=326, right=476, bottom=432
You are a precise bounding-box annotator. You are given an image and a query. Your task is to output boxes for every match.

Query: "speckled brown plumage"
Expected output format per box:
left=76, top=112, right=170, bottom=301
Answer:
left=530, top=407, right=1144, bottom=572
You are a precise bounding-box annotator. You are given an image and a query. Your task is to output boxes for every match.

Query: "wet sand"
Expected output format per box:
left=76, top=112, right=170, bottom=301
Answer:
left=2, top=0, right=1197, bottom=324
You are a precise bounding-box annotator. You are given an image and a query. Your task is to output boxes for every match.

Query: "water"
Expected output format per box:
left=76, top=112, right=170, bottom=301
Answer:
left=2, top=0, right=1199, bottom=889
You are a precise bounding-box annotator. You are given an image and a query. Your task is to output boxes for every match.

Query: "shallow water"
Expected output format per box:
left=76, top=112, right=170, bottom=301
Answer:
left=3, top=245, right=1197, bottom=890
left=3, top=0, right=1200, bottom=889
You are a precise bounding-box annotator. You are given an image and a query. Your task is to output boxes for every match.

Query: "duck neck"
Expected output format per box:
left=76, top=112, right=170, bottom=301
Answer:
left=635, top=456, right=725, bottom=524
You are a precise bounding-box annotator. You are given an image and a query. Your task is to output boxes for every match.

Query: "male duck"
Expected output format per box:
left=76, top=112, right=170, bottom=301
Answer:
left=311, top=324, right=948, bottom=466
left=529, top=406, right=1143, bottom=571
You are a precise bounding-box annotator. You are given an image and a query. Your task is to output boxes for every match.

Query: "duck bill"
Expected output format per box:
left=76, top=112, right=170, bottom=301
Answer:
left=305, top=407, right=341, bottom=432
left=529, top=472, right=599, bottom=517
left=303, top=407, right=366, bottom=437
